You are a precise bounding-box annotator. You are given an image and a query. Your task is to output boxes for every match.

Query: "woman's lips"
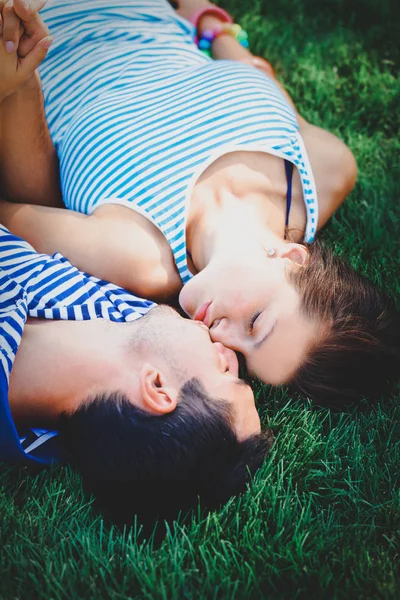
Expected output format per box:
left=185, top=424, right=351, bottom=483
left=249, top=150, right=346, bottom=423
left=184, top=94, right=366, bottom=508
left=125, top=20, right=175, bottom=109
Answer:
left=193, top=301, right=212, bottom=326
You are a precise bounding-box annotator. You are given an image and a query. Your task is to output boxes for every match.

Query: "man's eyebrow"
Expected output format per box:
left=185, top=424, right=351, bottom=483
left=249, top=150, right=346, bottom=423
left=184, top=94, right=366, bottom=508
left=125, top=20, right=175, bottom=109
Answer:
left=254, top=321, right=277, bottom=351
left=235, top=379, right=252, bottom=389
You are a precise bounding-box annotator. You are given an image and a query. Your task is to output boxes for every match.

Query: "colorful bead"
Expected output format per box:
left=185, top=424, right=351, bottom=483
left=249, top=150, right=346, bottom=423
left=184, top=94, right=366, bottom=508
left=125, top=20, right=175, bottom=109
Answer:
left=199, top=38, right=212, bottom=50
left=202, top=29, right=215, bottom=42
left=231, top=24, right=242, bottom=35
left=197, top=21, right=250, bottom=58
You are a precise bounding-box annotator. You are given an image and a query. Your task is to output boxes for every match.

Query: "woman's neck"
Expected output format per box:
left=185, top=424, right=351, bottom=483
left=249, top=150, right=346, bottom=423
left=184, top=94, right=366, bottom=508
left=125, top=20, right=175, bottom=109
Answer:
left=186, top=152, right=289, bottom=271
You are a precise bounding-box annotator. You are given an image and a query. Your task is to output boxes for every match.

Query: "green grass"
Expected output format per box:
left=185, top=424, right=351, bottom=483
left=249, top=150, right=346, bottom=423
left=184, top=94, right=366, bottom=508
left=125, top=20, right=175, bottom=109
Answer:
left=1, top=1, right=400, bottom=598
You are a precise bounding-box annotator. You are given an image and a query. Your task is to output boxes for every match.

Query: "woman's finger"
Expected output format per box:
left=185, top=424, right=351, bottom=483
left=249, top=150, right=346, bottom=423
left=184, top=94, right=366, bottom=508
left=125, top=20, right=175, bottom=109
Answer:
left=18, top=33, right=52, bottom=77
left=18, top=10, right=49, bottom=56
left=13, top=0, right=47, bottom=22
left=2, top=1, right=20, bottom=53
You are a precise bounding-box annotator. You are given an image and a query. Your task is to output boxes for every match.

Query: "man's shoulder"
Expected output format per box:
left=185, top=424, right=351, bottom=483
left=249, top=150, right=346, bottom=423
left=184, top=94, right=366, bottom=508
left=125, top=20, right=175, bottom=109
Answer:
left=0, top=224, right=155, bottom=323
left=26, top=251, right=156, bottom=323
left=0, top=268, right=28, bottom=377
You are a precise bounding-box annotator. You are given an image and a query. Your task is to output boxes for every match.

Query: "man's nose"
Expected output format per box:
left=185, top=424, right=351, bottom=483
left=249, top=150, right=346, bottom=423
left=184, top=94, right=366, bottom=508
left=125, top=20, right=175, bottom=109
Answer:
left=210, top=318, right=244, bottom=351
left=213, top=342, right=239, bottom=375
left=213, top=342, right=229, bottom=371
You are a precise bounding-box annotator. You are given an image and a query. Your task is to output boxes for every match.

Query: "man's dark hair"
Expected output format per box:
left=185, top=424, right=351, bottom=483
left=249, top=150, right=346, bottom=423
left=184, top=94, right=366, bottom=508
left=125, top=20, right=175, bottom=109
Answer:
left=59, top=378, right=273, bottom=526
left=288, top=242, right=400, bottom=407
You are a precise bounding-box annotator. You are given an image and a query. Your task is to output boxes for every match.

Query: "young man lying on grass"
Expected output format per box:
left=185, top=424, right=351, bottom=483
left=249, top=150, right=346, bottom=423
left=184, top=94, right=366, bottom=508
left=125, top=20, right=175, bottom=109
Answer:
left=0, top=8, right=272, bottom=525
left=0, top=227, right=271, bottom=522
left=0, top=224, right=272, bottom=525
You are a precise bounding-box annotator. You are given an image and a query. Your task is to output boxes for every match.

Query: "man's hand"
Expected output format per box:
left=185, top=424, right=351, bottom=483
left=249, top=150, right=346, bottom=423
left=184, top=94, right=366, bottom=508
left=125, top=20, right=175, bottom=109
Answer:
left=0, top=0, right=48, bottom=57
left=0, top=26, right=52, bottom=102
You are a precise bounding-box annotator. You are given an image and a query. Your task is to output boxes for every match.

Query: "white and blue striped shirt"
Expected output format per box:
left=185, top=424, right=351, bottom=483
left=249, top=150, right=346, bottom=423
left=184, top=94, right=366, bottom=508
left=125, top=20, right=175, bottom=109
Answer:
left=0, top=225, right=155, bottom=464
left=39, top=0, right=319, bottom=284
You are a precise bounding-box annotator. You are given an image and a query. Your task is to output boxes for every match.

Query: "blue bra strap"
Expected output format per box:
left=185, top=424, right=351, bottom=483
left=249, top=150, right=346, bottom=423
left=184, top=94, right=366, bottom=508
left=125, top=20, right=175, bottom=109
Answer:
left=284, top=159, right=294, bottom=229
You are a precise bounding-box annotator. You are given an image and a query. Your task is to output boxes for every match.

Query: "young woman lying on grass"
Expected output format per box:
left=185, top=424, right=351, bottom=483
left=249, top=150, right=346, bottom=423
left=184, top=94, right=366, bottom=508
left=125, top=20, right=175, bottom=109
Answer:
left=0, top=15, right=274, bottom=527
left=1, top=0, right=399, bottom=407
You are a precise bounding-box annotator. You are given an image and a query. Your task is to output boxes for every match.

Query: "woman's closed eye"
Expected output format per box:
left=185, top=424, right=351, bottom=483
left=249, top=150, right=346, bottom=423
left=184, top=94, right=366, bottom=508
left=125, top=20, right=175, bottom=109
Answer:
left=248, top=311, right=262, bottom=334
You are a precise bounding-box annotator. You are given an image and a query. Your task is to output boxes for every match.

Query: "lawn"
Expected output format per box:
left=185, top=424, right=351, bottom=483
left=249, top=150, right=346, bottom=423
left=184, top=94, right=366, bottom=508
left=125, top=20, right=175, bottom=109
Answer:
left=1, top=1, right=399, bottom=598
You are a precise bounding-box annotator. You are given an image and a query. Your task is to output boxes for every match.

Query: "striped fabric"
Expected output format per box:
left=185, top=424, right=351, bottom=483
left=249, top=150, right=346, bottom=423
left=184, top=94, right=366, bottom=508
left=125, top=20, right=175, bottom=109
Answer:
left=0, top=225, right=155, bottom=463
left=39, top=0, right=319, bottom=285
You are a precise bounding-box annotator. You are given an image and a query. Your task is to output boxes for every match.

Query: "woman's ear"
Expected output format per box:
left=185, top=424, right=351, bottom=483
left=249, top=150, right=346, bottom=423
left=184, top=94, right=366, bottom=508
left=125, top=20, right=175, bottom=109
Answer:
left=278, top=243, right=310, bottom=266
left=139, top=364, right=179, bottom=415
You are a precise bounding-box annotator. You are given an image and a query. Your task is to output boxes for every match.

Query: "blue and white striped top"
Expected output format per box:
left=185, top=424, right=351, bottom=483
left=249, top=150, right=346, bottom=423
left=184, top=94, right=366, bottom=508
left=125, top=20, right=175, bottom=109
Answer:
left=39, top=0, right=319, bottom=285
left=0, top=225, right=155, bottom=464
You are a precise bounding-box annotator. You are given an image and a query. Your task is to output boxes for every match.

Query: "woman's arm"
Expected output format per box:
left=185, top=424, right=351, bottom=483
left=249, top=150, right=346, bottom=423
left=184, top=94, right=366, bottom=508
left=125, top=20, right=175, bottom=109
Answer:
left=0, top=200, right=182, bottom=300
left=175, top=1, right=357, bottom=226
left=175, top=1, right=254, bottom=61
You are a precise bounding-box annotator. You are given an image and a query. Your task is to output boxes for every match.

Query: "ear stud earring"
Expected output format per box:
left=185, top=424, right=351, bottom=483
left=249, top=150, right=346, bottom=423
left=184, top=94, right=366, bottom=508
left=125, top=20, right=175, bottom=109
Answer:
left=267, top=248, right=276, bottom=257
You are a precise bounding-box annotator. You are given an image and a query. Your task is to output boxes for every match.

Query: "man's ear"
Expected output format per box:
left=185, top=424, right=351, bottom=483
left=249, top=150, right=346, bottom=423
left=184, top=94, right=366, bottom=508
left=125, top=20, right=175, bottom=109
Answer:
left=278, top=243, right=310, bottom=266
left=139, top=364, right=179, bottom=415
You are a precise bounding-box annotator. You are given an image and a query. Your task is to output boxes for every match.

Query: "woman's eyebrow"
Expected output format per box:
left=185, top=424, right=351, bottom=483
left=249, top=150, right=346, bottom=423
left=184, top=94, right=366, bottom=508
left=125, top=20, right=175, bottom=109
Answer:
left=254, top=321, right=277, bottom=351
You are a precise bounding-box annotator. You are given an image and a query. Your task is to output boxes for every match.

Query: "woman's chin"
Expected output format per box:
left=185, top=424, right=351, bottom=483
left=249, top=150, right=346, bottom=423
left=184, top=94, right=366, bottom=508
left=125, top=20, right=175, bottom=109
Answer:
left=178, top=282, right=195, bottom=318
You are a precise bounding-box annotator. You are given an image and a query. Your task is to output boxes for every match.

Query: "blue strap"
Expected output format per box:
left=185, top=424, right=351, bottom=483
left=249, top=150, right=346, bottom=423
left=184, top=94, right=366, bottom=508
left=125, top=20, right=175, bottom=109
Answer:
left=284, top=159, right=294, bottom=229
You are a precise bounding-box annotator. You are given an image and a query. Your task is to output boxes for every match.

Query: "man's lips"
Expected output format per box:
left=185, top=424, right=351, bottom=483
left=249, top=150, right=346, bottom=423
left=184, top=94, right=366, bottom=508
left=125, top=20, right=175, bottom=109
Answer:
left=193, top=301, right=212, bottom=326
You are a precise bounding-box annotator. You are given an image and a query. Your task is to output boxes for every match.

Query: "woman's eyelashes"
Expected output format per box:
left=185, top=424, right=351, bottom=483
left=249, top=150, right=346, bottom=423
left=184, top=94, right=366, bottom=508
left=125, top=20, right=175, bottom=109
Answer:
left=248, top=311, right=262, bottom=334
left=210, top=318, right=220, bottom=330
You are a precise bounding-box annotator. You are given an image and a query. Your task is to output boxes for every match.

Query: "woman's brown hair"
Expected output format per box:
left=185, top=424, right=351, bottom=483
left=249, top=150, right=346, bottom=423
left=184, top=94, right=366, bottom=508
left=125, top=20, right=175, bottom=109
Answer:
left=288, top=242, right=400, bottom=407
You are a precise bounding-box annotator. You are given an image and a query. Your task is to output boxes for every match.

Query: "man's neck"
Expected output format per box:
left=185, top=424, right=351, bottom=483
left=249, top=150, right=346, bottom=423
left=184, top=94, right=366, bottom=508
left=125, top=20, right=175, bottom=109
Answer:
left=8, top=318, right=135, bottom=426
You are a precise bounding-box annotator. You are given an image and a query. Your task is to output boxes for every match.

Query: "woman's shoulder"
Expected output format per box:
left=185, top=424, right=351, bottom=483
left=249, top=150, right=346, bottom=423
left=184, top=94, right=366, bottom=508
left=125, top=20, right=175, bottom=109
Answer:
left=93, top=205, right=183, bottom=301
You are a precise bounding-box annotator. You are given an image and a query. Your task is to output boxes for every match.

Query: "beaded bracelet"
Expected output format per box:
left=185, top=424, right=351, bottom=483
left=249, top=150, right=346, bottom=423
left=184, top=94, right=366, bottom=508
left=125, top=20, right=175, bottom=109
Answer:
left=190, top=5, right=233, bottom=43
left=197, top=23, right=249, bottom=57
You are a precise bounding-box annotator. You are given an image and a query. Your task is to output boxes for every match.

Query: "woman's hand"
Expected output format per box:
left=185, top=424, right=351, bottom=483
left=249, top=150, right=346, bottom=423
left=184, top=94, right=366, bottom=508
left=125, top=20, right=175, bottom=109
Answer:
left=172, top=1, right=276, bottom=76
left=0, top=0, right=48, bottom=57
left=238, top=56, right=276, bottom=79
